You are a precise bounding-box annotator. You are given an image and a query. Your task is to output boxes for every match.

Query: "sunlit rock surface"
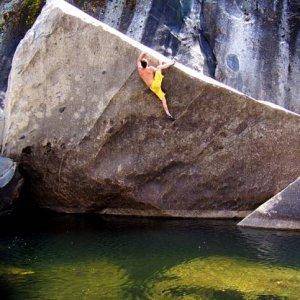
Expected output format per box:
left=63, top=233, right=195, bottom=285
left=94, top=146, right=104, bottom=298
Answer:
left=149, top=256, right=300, bottom=299
left=2, top=0, right=300, bottom=217
left=0, top=0, right=299, bottom=112
left=0, top=0, right=45, bottom=103
left=238, top=177, right=300, bottom=230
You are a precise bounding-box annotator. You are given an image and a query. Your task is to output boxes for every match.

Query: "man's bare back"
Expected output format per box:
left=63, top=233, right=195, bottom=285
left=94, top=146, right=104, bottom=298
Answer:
left=138, top=67, right=155, bottom=87
left=137, top=52, right=175, bottom=120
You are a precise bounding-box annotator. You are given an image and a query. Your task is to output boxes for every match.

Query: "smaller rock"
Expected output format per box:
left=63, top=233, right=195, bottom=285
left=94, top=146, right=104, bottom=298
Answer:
left=0, top=157, right=23, bottom=216
left=238, top=177, right=300, bottom=230
left=0, top=157, right=16, bottom=188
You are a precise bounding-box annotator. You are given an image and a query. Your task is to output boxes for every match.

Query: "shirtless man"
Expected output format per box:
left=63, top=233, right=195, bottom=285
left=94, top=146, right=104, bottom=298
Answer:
left=137, top=52, right=175, bottom=120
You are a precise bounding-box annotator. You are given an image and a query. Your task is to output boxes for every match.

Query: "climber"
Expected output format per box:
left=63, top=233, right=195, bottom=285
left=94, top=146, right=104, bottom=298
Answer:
left=137, top=52, right=175, bottom=120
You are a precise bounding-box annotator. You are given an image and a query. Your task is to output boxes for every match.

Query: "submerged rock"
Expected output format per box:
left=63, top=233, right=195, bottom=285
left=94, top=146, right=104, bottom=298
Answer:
left=150, top=256, right=300, bottom=299
left=0, top=260, right=128, bottom=299
left=0, top=265, right=34, bottom=276
left=2, top=0, right=300, bottom=217
left=238, top=177, right=300, bottom=230
left=0, top=156, right=23, bottom=215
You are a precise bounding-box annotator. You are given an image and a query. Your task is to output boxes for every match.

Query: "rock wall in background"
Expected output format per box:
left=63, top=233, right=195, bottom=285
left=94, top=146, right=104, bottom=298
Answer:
left=202, top=0, right=300, bottom=113
left=3, top=0, right=300, bottom=217
left=0, top=0, right=299, bottom=112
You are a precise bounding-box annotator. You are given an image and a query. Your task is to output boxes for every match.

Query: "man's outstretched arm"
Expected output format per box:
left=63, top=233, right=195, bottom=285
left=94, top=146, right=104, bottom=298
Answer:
left=157, top=59, right=175, bottom=70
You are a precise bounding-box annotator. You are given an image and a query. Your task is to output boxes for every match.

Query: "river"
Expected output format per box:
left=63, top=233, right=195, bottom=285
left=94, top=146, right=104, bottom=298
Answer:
left=0, top=214, right=299, bottom=299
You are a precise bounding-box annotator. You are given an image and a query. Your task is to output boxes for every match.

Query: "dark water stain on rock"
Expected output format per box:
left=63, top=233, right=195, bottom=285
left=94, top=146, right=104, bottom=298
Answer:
left=226, top=54, right=239, bottom=72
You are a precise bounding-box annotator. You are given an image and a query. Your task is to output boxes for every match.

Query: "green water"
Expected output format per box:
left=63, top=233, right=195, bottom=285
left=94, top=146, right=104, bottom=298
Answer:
left=0, top=215, right=299, bottom=299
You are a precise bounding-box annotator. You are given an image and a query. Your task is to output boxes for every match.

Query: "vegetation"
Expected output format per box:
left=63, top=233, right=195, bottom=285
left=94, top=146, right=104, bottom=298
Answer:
left=23, top=0, right=45, bottom=27
left=0, top=20, right=4, bottom=33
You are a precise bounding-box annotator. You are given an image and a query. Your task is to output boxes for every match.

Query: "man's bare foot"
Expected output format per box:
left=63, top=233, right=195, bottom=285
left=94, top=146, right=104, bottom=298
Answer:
left=167, top=114, right=175, bottom=121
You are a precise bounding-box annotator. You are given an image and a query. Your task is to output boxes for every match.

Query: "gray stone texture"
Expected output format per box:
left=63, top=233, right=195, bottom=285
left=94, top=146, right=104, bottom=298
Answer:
left=238, top=177, right=300, bottom=230
left=201, top=0, right=300, bottom=113
left=0, top=0, right=45, bottom=104
left=2, top=0, right=300, bottom=217
left=0, top=0, right=299, bottom=113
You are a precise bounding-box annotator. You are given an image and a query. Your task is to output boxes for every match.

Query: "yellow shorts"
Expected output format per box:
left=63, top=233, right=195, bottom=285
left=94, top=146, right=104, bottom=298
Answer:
left=150, top=70, right=165, bottom=101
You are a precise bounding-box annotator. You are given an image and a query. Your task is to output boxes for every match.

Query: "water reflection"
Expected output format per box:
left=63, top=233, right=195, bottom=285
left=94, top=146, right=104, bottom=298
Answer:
left=0, top=215, right=299, bottom=299
left=239, top=227, right=300, bottom=267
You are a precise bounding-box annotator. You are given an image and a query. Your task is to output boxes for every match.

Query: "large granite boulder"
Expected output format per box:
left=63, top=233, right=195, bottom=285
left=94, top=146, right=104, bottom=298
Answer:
left=2, top=0, right=300, bottom=217
left=0, top=156, right=23, bottom=215
left=238, top=178, right=300, bottom=230
left=0, top=0, right=299, bottom=113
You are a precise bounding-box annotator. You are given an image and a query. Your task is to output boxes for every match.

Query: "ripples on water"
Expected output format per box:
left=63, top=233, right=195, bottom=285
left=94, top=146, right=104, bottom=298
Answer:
left=0, top=214, right=299, bottom=299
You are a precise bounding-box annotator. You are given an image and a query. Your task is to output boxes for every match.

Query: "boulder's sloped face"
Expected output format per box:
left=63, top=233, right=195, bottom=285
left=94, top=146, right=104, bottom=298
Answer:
left=238, top=178, right=300, bottom=230
left=3, top=0, right=300, bottom=217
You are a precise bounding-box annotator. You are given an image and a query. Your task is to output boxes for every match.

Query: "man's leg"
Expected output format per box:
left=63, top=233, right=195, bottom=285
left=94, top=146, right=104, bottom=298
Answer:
left=161, top=96, right=175, bottom=120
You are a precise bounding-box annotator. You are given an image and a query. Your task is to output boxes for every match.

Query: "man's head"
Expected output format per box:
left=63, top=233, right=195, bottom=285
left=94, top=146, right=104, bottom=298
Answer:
left=141, top=59, right=148, bottom=68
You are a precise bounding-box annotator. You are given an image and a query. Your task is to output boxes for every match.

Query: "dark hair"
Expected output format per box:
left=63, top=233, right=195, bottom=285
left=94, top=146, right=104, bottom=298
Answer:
left=141, top=60, right=147, bottom=68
